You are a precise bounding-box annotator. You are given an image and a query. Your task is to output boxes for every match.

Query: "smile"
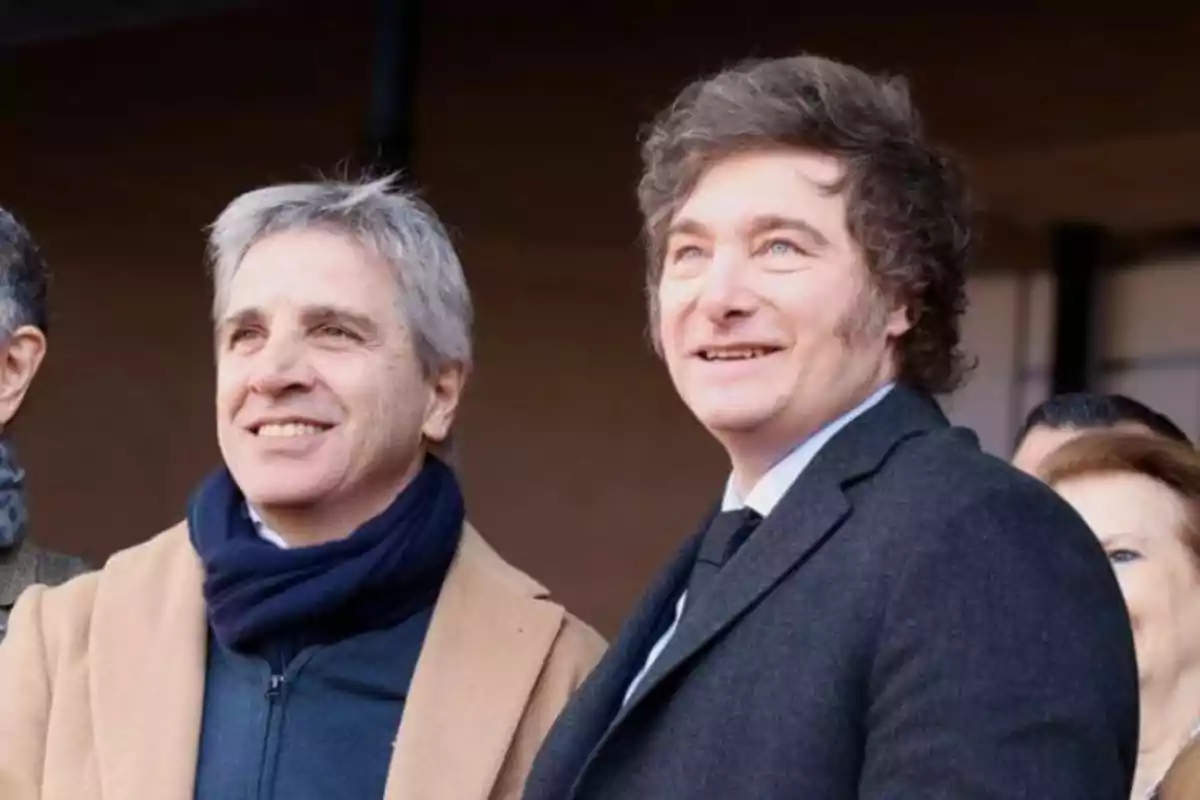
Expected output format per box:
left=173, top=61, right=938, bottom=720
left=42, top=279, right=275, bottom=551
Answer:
left=251, top=421, right=333, bottom=438
left=697, top=346, right=783, bottom=361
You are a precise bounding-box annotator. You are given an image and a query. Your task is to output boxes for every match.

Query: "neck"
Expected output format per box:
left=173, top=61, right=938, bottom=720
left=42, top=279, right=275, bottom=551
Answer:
left=252, top=460, right=424, bottom=548
left=727, top=377, right=891, bottom=497
left=729, top=450, right=786, bottom=502
left=1135, top=665, right=1200, bottom=797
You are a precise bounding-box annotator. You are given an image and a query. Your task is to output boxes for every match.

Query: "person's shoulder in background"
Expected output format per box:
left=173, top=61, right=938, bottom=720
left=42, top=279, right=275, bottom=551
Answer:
left=29, top=539, right=92, bottom=585
left=1158, top=735, right=1200, bottom=799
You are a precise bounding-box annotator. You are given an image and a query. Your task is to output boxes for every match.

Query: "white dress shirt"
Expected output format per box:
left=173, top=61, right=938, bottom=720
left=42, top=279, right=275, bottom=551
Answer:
left=622, top=382, right=894, bottom=705
left=247, top=505, right=291, bottom=549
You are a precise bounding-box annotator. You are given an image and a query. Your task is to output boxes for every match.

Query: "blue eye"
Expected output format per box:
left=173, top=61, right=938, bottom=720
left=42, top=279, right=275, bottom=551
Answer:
left=767, top=240, right=798, bottom=256
left=1108, top=548, right=1142, bottom=565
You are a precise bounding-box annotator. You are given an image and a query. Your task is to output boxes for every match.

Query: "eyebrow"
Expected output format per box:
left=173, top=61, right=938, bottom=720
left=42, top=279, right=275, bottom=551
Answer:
left=665, top=218, right=711, bottom=240
left=301, top=305, right=378, bottom=334
left=218, top=307, right=261, bottom=335
left=745, top=214, right=831, bottom=248
left=1098, top=533, right=1142, bottom=549
left=218, top=305, right=379, bottom=336
left=665, top=214, right=831, bottom=249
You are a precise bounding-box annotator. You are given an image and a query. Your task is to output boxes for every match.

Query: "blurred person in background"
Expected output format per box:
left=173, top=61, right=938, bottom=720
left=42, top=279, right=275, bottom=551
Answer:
left=1160, top=737, right=1200, bottom=799
left=0, top=206, right=89, bottom=643
left=1039, top=431, right=1200, bottom=799
left=0, top=177, right=604, bottom=800
left=1013, top=391, right=1190, bottom=476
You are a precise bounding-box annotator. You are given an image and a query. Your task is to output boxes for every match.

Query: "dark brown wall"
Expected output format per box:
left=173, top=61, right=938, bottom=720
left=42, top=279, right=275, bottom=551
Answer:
left=4, top=3, right=1200, bottom=633
left=0, top=5, right=379, bottom=563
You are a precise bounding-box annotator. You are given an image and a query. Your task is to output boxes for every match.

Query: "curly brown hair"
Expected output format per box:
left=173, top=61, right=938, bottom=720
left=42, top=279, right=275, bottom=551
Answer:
left=637, top=54, right=973, bottom=394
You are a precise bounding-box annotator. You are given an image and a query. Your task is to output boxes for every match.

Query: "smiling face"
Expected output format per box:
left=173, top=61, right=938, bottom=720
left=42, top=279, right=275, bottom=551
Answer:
left=215, top=227, right=463, bottom=540
left=655, top=148, right=911, bottom=488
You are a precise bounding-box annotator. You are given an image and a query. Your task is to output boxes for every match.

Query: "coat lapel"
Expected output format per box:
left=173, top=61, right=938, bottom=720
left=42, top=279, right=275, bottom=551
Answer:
left=90, top=524, right=207, bottom=800
left=83, top=521, right=592, bottom=800
left=616, top=480, right=850, bottom=718
left=383, top=525, right=565, bottom=800
left=524, top=530, right=701, bottom=800
left=616, top=385, right=947, bottom=722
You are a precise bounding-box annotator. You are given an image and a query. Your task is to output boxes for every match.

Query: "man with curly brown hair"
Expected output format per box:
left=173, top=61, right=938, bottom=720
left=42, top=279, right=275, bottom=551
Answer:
left=525, top=53, right=1139, bottom=800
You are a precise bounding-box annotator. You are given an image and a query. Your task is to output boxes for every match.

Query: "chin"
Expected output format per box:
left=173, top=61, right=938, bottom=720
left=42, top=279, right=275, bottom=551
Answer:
left=700, top=414, right=768, bottom=435
left=241, top=486, right=326, bottom=511
left=690, top=398, right=779, bottom=435
left=233, top=470, right=339, bottom=510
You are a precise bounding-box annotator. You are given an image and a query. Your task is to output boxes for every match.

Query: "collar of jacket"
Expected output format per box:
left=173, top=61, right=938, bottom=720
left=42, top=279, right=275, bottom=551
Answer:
left=0, top=540, right=38, bottom=608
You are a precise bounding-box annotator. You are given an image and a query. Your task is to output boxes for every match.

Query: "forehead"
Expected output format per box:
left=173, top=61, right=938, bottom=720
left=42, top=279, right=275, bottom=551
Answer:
left=223, top=228, right=398, bottom=318
left=672, top=148, right=846, bottom=231
left=1015, top=426, right=1088, bottom=473
left=1016, top=423, right=1157, bottom=474
left=1055, top=471, right=1191, bottom=543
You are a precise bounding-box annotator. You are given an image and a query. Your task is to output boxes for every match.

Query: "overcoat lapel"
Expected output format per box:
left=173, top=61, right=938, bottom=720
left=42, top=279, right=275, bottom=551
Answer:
left=610, top=386, right=947, bottom=730
left=90, top=525, right=207, bottom=800
left=383, top=526, right=566, bottom=800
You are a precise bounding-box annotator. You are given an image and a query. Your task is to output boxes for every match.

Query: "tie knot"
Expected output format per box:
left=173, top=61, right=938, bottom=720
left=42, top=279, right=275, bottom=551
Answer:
left=697, top=508, right=763, bottom=569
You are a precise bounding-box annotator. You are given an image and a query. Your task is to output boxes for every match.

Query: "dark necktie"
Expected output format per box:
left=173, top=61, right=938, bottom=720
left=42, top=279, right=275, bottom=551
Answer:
left=684, top=507, right=763, bottom=605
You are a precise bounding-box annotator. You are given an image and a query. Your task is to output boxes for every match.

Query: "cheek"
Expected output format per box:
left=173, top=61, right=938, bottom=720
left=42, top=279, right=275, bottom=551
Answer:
left=656, top=290, right=684, bottom=334
left=214, top=363, right=245, bottom=417
left=655, top=296, right=689, bottom=360
left=800, top=272, right=873, bottom=325
left=1115, top=570, right=1160, bottom=635
left=360, top=364, right=424, bottom=422
left=766, top=283, right=838, bottom=337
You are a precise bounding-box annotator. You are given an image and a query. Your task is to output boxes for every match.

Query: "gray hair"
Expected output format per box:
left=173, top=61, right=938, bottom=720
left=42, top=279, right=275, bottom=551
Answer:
left=0, top=206, right=49, bottom=337
left=207, top=175, right=473, bottom=375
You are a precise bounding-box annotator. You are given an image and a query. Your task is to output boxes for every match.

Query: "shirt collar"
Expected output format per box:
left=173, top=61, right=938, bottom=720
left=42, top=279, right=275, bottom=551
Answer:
left=246, top=504, right=291, bottom=549
left=721, top=382, right=894, bottom=516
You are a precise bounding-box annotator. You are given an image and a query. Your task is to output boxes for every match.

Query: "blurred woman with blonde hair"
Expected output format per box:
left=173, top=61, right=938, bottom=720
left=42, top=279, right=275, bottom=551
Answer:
left=1040, top=431, right=1200, bottom=798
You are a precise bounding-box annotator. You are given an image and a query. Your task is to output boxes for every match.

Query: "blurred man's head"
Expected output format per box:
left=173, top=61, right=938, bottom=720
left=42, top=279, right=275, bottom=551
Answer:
left=0, top=207, right=50, bottom=430
left=1012, top=392, right=1190, bottom=475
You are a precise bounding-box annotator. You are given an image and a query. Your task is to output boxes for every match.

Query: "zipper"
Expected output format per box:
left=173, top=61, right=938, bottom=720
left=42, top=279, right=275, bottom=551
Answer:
left=257, top=673, right=286, bottom=799
left=257, top=650, right=317, bottom=799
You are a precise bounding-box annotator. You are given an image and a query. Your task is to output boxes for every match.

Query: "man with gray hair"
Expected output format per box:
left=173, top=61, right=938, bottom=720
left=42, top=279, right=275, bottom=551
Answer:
left=0, top=176, right=604, bottom=800
left=0, top=206, right=89, bottom=643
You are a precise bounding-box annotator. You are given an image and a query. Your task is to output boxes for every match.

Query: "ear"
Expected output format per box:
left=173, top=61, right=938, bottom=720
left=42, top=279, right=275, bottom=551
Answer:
left=421, top=361, right=468, bottom=444
left=0, top=326, right=47, bottom=427
left=884, top=301, right=914, bottom=339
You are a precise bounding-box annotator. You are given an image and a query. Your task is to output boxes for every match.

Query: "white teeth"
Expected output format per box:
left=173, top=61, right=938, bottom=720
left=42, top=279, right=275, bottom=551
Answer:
left=703, top=348, right=770, bottom=361
left=257, top=422, right=325, bottom=438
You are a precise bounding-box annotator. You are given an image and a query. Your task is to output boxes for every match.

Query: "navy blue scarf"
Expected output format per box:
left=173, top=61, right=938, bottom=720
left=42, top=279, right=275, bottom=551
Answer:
left=187, top=455, right=463, bottom=659
left=0, top=439, right=28, bottom=551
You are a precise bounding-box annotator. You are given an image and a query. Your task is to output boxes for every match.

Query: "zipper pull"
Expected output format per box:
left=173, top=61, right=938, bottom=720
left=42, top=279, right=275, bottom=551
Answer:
left=266, top=673, right=285, bottom=700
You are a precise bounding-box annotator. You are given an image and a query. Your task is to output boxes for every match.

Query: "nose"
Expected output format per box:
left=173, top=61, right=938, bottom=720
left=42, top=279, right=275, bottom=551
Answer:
left=247, top=331, right=315, bottom=397
left=694, top=246, right=756, bottom=322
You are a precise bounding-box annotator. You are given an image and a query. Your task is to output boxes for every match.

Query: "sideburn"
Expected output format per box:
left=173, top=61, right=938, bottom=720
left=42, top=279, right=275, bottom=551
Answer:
left=834, top=280, right=894, bottom=346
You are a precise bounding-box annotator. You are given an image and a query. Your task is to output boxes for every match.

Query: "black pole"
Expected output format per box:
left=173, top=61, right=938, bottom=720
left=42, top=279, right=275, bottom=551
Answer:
left=366, top=0, right=424, bottom=175
left=1048, top=222, right=1105, bottom=395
